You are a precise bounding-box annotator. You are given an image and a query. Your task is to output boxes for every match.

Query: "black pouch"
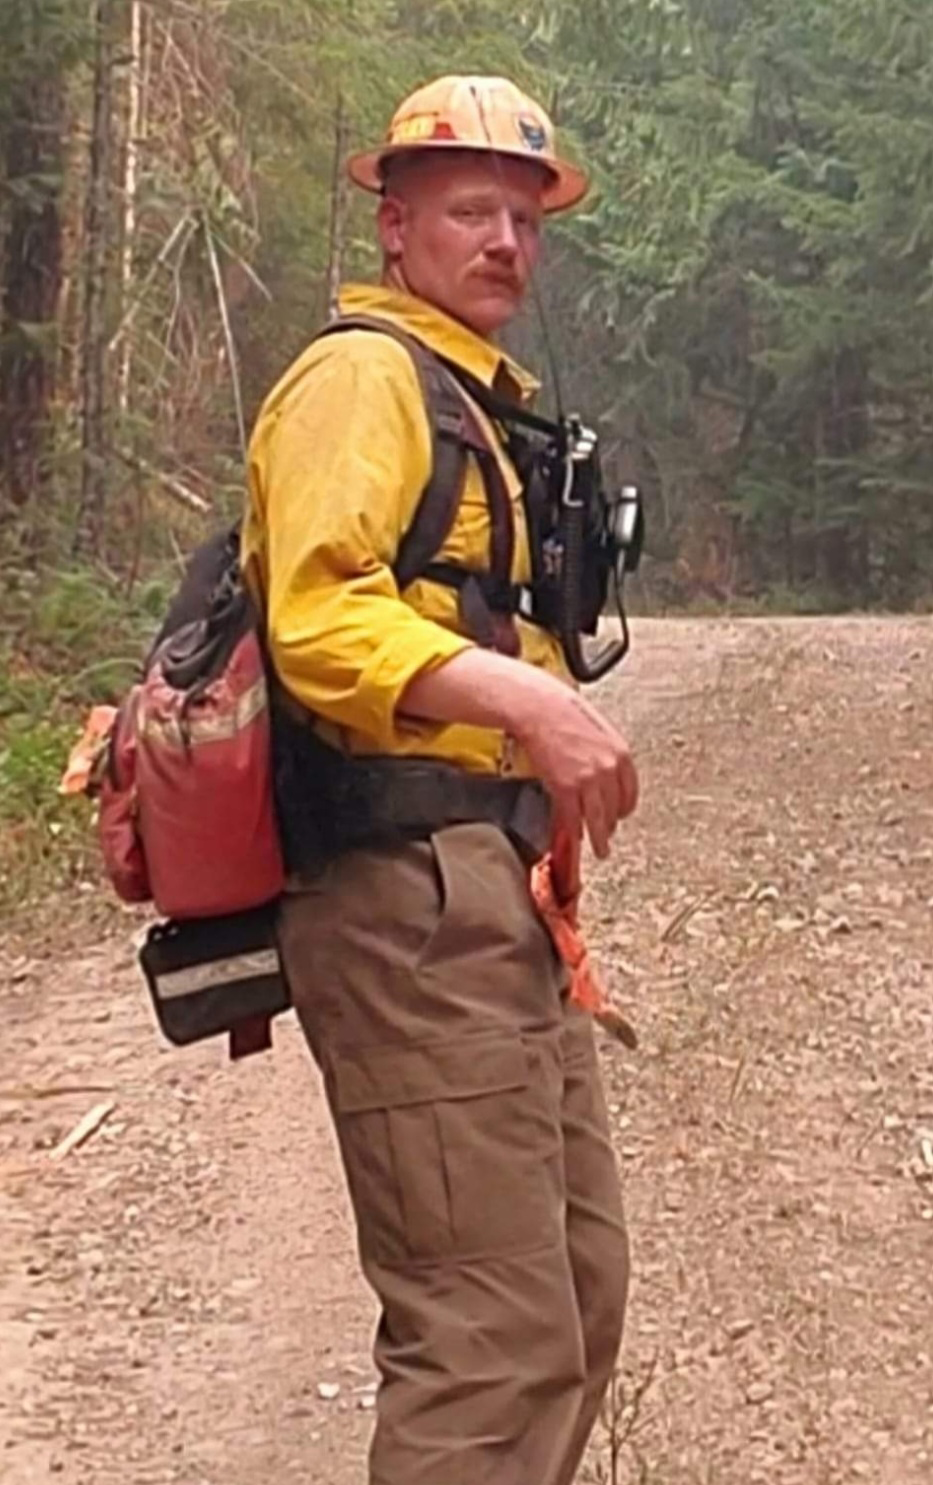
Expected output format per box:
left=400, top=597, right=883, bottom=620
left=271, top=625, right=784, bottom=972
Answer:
left=138, top=901, right=290, bottom=1056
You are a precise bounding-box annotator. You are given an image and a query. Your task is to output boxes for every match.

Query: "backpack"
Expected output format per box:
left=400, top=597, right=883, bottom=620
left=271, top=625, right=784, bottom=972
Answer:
left=89, top=318, right=516, bottom=1055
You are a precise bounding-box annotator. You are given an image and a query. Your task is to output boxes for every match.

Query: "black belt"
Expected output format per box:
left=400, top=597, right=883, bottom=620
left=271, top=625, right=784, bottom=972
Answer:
left=271, top=710, right=552, bottom=875
left=333, top=757, right=552, bottom=860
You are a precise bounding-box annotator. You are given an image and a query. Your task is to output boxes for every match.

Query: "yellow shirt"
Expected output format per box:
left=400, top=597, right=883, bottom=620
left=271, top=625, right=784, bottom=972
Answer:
left=243, top=283, right=567, bottom=777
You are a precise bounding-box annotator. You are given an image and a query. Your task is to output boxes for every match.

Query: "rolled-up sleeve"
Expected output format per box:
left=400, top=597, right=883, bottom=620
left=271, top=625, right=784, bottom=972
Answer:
left=253, top=334, right=472, bottom=749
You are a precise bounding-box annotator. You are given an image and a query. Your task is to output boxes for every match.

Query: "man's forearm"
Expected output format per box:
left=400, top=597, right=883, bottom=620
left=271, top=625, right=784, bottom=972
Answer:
left=400, top=645, right=638, bottom=859
left=399, top=648, right=566, bottom=743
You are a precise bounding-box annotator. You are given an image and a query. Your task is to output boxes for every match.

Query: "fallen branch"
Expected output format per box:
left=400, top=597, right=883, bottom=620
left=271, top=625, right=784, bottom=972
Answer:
left=1, top=1084, right=114, bottom=1102
left=660, top=891, right=714, bottom=945
left=107, top=212, right=196, bottom=354
left=115, top=447, right=210, bottom=513
left=215, top=231, right=272, bottom=302
left=49, top=1100, right=117, bottom=1162
left=202, top=212, right=247, bottom=459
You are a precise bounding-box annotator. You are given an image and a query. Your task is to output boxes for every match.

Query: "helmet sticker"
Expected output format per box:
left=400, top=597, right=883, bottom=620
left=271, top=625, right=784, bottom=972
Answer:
left=390, top=113, right=440, bottom=144
left=516, top=115, right=548, bottom=153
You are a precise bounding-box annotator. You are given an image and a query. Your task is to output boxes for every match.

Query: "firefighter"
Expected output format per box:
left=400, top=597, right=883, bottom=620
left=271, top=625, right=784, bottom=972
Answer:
left=243, top=74, right=639, bottom=1485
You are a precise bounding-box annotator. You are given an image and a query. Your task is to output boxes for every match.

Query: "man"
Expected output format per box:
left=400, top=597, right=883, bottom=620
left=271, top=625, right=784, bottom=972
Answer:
left=244, top=75, right=639, bottom=1485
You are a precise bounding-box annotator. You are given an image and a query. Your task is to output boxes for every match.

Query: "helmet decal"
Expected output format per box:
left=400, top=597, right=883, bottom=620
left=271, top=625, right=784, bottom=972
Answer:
left=390, top=113, right=439, bottom=145
left=517, top=115, right=548, bottom=153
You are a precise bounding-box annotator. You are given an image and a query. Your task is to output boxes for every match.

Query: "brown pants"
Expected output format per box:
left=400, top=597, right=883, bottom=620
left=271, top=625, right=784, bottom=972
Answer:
left=279, top=822, right=629, bottom=1485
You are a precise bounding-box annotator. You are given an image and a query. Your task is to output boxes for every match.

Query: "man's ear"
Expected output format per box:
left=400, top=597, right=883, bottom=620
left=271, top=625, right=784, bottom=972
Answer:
left=377, top=194, right=407, bottom=259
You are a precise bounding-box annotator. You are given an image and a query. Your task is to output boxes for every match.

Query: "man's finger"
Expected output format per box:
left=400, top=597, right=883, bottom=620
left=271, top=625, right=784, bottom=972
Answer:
left=617, top=754, right=639, bottom=818
left=581, top=782, right=611, bottom=859
left=552, top=786, right=581, bottom=843
left=600, top=764, right=623, bottom=835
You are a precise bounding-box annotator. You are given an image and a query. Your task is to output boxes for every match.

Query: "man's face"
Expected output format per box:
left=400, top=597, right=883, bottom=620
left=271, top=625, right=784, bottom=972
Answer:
left=377, top=152, right=546, bottom=338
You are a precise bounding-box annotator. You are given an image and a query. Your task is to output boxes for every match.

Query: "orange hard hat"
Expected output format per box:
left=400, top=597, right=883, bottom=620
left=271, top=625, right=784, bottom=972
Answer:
left=347, top=75, right=589, bottom=215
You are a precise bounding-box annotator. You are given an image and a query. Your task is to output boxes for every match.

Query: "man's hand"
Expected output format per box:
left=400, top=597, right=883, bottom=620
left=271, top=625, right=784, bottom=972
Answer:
left=400, top=648, right=639, bottom=860
left=514, top=686, right=637, bottom=859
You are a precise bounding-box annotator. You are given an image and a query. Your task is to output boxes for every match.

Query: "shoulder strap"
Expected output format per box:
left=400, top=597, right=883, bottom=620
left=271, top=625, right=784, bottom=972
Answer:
left=314, top=314, right=513, bottom=592
left=396, top=345, right=479, bottom=592
left=435, top=356, right=561, bottom=441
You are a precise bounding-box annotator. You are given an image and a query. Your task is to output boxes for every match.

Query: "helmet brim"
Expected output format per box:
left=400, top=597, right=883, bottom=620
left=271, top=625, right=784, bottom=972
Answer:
left=346, top=140, right=589, bottom=215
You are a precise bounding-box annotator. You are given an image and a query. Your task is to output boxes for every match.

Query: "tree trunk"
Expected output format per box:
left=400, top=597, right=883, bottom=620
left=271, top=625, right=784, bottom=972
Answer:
left=75, top=0, right=117, bottom=559
left=0, top=72, right=66, bottom=517
left=117, top=0, right=145, bottom=418
left=326, top=92, right=350, bottom=322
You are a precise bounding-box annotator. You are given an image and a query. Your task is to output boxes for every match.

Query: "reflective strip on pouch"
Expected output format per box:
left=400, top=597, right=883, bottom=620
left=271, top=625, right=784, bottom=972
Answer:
left=154, top=948, right=280, bottom=1000
left=139, top=675, right=267, bottom=749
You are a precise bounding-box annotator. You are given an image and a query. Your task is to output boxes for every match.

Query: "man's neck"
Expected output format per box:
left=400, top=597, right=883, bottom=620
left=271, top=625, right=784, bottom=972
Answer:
left=379, top=267, right=503, bottom=346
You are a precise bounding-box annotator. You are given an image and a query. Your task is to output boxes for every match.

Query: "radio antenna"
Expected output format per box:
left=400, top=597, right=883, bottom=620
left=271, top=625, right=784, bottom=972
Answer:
left=468, top=83, right=568, bottom=424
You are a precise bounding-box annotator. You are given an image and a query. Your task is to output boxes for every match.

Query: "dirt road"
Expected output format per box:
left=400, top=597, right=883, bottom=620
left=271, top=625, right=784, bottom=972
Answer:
left=2, top=617, right=932, bottom=1484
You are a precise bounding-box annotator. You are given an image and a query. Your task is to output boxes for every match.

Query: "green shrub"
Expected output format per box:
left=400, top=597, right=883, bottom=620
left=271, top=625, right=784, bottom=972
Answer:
left=0, top=559, right=174, bottom=913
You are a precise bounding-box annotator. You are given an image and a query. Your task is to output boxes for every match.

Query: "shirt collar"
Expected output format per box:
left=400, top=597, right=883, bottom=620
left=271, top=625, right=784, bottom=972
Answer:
left=338, top=283, right=541, bottom=406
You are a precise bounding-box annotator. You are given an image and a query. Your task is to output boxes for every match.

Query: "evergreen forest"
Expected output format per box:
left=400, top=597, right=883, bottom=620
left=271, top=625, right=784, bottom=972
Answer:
left=2, top=0, right=932, bottom=895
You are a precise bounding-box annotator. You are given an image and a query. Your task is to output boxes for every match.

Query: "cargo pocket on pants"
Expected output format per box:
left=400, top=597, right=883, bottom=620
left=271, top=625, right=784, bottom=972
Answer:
left=329, top=1034, right=560, bottom=1267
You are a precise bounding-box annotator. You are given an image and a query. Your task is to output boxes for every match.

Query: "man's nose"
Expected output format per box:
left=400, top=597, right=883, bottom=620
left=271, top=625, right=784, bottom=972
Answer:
left=486, top=209, right=520, bottom=260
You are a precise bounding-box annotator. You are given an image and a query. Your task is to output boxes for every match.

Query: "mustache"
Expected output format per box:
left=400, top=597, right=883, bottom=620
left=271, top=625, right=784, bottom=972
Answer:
left=474, top=268, right=523, bottom=291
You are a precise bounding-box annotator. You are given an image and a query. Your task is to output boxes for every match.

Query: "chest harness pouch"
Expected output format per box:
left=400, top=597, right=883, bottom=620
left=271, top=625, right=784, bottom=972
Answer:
left=426, top=360, right=645, bottom=682
left=322, top=318, right=646, bottom=677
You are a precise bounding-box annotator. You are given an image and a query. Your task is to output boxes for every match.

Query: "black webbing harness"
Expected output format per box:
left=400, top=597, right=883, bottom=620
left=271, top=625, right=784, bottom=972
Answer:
left=272, top=314, right=554, bottom=876
left=317, top=314, right=534, bottom=657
